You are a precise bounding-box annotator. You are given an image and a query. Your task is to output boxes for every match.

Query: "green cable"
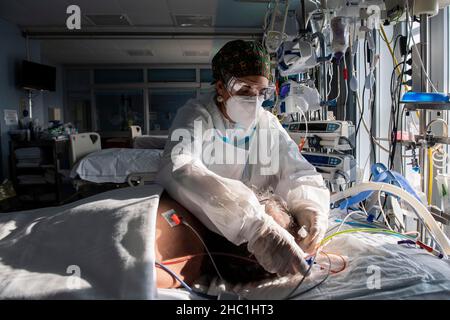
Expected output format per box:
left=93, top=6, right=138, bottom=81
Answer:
left=320, top=228, right=416, bottom=246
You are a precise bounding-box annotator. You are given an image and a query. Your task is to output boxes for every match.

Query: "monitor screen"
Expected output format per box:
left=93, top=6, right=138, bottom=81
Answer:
left=21, top=60, right=56, bottom=91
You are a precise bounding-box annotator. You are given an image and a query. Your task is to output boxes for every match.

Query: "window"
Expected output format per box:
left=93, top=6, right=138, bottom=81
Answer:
left=65, top=66, right=211, bottom=133
left=149, top=89, right=197, bottom=131
left=148, top=68, right=196, bottom=82
left=67, top=92, right=91, bottom=133
left=200, top=69, right=213, bottom=83
left=66, top=69, right=90, bottom=91
left=94, top=69, right=143, bottom=84
left=95, top=90, right=144, bottom=131
left=66, top=69, right=92, bottom=131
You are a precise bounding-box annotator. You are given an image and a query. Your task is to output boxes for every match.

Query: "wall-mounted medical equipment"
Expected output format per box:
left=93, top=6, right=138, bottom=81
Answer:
left=263, top=0, right=291, bottom=53
left=277, top=80, right=321, bottom=113
left=301, top=151, right=356, bottom=192
left=287, top=120, right=355, bottom=151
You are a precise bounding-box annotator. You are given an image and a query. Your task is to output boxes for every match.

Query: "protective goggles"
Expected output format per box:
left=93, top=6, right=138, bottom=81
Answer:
left=225, top=77, right=275, bottom=100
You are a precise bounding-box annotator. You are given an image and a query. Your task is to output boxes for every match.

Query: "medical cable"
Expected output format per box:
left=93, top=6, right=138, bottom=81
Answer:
left=355, top=90, right=390, bottom=153
left=321, top=228, right=417, bottom=247
left=319, top=251, right=347, bottom=274
left=162, top=252, right=258, bottom=266
left=297, top=107, right=308, bottom=150
left=332, top=182, right=450, bottom=256
left=181, top=220, right=225, bottom=282
left=285, top=250, right=332, bottom=300
left=283, top=253, right=317, bottom=300
left=155, top=261, right=218, bottom=300
left=336, top=210, right=368, bottom=233
left=287, top=224, right=422, bottom=298
left=390, top=4, right=412, bottom=170
left=327, top=62, right=333, bottom=98
left=379, top=25, right=409, bottom=91
left=343, top=56, right=348, bottom=120
left=405, top=0, right=438, bottom=93
left=428, top=147, right=434, bottom=204
left=377, top=187, right=394, bottom=231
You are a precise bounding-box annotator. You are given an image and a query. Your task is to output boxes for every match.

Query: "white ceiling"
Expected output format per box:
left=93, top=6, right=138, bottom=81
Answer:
left=0, top=0, right=276, bottom=64
left=41, top=38, right=230, bottom=64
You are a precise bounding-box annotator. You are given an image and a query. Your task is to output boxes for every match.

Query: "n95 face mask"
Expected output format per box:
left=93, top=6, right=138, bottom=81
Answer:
left=225, top=95, right=263, bottom=130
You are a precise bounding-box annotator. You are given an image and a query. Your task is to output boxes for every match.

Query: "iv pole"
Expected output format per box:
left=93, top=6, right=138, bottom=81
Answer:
left=419, top=13, right=430, bottom=195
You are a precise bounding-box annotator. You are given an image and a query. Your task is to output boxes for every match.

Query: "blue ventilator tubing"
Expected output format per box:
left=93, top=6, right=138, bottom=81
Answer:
left=338, top=163, right=422, bottom=210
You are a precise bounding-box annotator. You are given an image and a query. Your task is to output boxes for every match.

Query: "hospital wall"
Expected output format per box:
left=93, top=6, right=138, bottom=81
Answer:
left=0, top=18, right=63, bottom=180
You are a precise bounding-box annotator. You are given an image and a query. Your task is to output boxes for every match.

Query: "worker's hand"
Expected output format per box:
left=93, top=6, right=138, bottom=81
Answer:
left=247, top=219, right=310, bottom=276
left=289, top=199, right=329, bottom=255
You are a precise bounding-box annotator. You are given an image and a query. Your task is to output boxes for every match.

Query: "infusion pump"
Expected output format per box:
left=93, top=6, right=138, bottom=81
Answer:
left=301, top=152, right=357, bottom=192
left=287, top=120, right=355, bottom=151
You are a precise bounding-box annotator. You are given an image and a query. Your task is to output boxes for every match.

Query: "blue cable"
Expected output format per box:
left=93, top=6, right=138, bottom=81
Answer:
left=155, top=261, right=217, bottom=300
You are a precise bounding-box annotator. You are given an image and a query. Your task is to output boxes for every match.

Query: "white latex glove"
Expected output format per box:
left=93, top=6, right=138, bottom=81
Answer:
left=289, top=199, right=329, bottom=254
left=247, top=216, right=310, bottom=276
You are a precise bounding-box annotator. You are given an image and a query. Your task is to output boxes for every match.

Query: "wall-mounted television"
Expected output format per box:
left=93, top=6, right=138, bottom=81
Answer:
left=21, top=60, right=56, bottom=91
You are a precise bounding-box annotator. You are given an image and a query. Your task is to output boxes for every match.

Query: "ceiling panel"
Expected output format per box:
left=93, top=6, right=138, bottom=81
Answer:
left=0, top=0, right=273, bottom=28
left=40, top=38, right=232, bottom=65
left=167, top=0, right=218, bottom=16
left=0, top=0, right=72, bottom=26
left=116, top=0, right=173, bottom=26
left=0, top=0, right=266, bottom=65
left=61, top=0, right=123, bottom=14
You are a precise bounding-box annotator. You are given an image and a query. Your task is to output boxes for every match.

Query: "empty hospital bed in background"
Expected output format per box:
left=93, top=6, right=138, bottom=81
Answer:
left=68, top=132, right=163, bottom=195
left=130, top=125, right=168, bottom=150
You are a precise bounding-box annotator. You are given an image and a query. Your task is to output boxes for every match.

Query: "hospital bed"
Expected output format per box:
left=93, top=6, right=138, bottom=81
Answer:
left=130, top=125, right=168, bottom=150
left=1, top=182, right=450, bottom=299
left=68, top=132, right=163, bottom=193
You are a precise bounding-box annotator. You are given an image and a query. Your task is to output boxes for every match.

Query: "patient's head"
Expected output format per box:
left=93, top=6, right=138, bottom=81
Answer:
left=254, top=188, right=291, bottom=230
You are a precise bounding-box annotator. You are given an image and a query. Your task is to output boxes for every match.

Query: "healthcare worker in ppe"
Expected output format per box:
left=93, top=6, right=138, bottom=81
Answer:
left=157, top=40, right=330, bottom=276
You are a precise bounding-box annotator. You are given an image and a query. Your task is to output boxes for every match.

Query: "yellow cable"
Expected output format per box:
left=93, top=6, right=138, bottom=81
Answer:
left=428, top=147, right=434, bottom=204
left=320, top=228, right=415, bottom=247
left=380, top=24, right=410, bottom=92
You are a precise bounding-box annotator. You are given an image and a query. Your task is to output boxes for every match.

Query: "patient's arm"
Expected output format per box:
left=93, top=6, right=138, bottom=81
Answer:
left=154, top=191, right=299, bottom=289
left=155, top=192, right=207, bottom=289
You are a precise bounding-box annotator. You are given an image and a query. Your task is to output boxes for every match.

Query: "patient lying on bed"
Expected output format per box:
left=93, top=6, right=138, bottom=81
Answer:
left=155, top=191, right=294, bottom=289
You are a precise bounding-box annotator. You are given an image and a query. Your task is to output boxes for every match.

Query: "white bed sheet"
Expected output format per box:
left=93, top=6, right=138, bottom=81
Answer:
left=0, top=185, right=163, bottom=299
left=70, top=148, right=163, bottom=184
left=156, top=209, right=450, bottom=300
left=133, top=135, right=168, bottom=150
left=2, top=187, right=450, bottom=300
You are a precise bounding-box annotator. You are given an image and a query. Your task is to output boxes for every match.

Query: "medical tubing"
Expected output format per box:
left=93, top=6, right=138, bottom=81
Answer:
left=321, top=228, right=416, bottom=246
left=286, top=252, right=332, bottom=299
left=182, top=220, right=225, bottom=282
left=379, top=24, right=409, bottom=91
left=331, top=182, right=450, bottom=257
left=155, top=261, right=218, bottom=300
left=162, top=252, right=258, bottom=265
left=283, top=255, right=316, bottom=300
left=405, top=1, right=438, bottom=93
left=377, top=187, right=393, bottom=231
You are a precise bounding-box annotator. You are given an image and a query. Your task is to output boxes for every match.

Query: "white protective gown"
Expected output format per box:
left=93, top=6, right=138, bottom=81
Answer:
left=156, top=92, right=330, bottom=246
